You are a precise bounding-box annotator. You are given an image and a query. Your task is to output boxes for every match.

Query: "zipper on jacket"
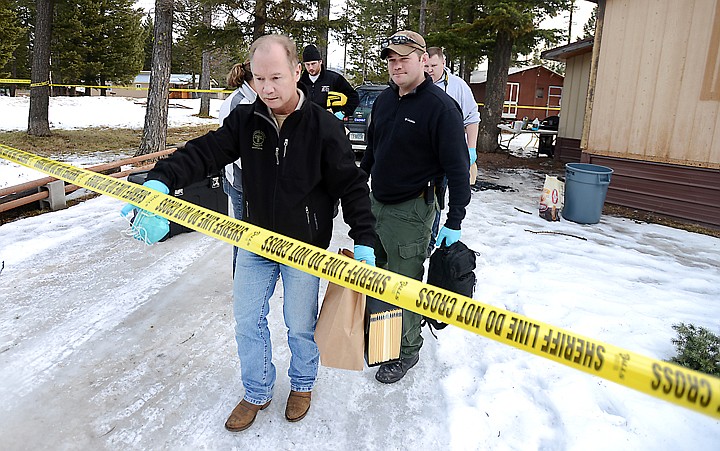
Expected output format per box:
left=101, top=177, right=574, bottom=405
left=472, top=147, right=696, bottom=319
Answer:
left=305, top=206, right=313, bottom=239
left=283, top=138, right=288, bottom=158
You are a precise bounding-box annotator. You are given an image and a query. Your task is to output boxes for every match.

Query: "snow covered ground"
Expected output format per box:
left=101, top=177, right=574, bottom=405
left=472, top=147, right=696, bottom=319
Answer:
left=1, top=96, right=719, bottom=450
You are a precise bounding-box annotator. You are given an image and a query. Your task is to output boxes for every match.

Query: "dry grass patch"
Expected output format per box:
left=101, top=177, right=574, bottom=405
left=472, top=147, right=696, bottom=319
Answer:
left=0, top=124, right=218, bottom=157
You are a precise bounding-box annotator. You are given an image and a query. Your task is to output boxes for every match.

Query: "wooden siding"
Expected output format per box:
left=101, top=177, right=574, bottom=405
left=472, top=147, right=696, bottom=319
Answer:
left=556, top=137, right=583, bottom=163
left=586, top=154, right=720, bottom=227
left=588, top=0, right=720, bottom=169
left=558, top=52, right=592, bottom=139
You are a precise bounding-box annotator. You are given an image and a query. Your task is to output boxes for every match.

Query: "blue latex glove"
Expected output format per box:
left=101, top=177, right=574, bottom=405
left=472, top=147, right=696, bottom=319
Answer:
left=436, top=226, right=461, bottom=247
left=353, top=244, right=376, bottom=267
left=468, top=147, right=477, bottom=165
left=121, top=180, right=170, bottom=244
left=334, top=111, right=345, bottom=120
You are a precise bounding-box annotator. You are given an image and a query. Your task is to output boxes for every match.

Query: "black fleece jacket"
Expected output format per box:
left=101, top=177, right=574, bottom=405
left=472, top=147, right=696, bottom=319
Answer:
left=360, top=76, right=470, bottom=230
left=147, top=87, right=376, bottom=249
left=299, top=66, right=360, bottom=117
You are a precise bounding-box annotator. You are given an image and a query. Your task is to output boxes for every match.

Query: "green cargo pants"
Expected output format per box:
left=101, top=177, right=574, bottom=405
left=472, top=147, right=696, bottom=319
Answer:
left=371, top=193, right=437, bottom=360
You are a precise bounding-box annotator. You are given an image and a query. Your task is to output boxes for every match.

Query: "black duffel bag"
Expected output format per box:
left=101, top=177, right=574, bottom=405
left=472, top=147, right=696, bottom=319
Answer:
left=423, top=240, right=477, bottom=333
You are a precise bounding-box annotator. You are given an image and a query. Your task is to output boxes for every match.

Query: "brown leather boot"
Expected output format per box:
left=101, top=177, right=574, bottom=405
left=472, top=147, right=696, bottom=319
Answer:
left=285, top=390, right=312, bottom=422
left=225, top=399, right=271, bottom=432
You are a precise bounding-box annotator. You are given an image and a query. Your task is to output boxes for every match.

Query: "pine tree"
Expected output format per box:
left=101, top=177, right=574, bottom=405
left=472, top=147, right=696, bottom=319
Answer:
left=7, top=0, right=34, bottom=90
left=342, top=0, right=411, bottom=85
left=138, top=0, right=173, bottom=156
left=0, top=0, right=24, bottom=78
left=141, top=14, right=154, bottom=70
left=473, top=0, right=570, bottom=153
left=28, top=0, right=53, bottom=137
left=583, top=6, right=597, bottom=39
left=52, top=0, right=144, bottom=93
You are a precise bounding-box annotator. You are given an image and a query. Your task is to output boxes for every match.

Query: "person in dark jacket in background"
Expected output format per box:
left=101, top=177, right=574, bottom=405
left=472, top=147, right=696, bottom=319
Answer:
left=360, top=30, right=470, bottom=384
left=121, top=34, right=377, bottom=432
left=299, top=44, right=359, bottom=120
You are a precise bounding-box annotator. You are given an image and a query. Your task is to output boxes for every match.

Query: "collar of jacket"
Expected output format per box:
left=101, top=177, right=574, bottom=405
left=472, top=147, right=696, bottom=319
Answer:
left=388, top=74, right=434, bottom=97
left=252, top=82, right=311, bottom=123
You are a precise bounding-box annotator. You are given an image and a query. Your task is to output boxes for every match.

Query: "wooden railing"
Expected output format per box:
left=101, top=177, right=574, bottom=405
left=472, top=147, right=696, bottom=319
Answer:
left=0, top=147, right=178, bottom=213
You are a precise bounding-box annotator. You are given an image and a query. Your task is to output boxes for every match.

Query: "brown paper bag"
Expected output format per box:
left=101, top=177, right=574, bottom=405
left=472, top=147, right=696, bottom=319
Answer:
left=314, top=251, right=366, bottom=371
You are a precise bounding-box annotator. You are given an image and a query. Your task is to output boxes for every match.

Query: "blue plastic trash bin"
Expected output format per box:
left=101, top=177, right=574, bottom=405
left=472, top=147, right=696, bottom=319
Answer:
left=562, top=163, right=613, bottom=224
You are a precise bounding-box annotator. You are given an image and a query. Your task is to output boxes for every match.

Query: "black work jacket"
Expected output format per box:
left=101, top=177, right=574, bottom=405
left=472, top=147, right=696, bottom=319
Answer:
left=148, top=87, right=376, bottom=249
left=360, top=76, right=470, bottom=230
left=300, top=66, right=360, bottom=117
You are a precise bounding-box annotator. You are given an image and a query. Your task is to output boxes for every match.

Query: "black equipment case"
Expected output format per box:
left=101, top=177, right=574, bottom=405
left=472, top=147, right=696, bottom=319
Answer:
left=127, top=170, right=228, bottom=240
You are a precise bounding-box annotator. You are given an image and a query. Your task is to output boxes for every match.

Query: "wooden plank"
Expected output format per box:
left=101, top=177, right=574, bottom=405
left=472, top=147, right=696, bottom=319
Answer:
left=671, top=0, right=707, bottom=165
left=688, top=0, right=720, bottom=165
left=645, top=1, right=693, bottom=162
left=587, top=0, right=625, bottom=152
left=607, top=0, right=643, bottom=156
left=686, top=0, right=720, bottom=165
left=626, top=1, right=666, bottom=160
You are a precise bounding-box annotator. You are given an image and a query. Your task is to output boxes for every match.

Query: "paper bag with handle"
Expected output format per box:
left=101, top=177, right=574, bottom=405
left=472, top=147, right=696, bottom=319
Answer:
left=314, top=249, right=366, bottom=371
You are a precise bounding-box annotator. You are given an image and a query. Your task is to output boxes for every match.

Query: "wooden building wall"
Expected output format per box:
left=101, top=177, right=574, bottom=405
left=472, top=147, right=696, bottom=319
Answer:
left=581, top=0, right=720, bottom=228
left=559, top=52, right=592, bottom=140
left=587, top=0, right=720, bottom=169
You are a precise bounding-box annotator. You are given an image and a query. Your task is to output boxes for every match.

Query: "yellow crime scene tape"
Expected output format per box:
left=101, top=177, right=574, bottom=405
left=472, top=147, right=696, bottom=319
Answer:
left=0, top=78, right=31, bottom=84
left=0, top=78, right=234, bottom=94
left=1, top=142, right=719, bottom=420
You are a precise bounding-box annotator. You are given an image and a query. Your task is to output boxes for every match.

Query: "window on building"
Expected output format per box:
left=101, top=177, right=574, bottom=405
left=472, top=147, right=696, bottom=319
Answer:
left=536, top=87, right=544, bottom=99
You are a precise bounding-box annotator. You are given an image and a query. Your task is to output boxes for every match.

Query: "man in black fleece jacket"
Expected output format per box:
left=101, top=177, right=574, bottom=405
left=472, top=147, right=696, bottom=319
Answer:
left=360, top=30, right=471, bottom=384
left=123, top=34, right=377, bottom=432
left=299, top=44, right=359, bottom=119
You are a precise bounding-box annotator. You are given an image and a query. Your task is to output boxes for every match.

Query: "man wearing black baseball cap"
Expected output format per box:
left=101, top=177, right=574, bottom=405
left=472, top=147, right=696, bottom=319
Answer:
left=299, top=44, right=359, bottom=119
left=360, top=30, right=471, bottom=384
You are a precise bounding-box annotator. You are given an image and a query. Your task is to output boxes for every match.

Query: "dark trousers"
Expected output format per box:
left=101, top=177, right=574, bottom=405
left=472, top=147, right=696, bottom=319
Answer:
left=371, top=193, right=437, bottom=359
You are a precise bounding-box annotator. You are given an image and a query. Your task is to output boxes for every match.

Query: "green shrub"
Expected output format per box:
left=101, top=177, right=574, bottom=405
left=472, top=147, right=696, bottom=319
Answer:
left=669, top=323, right=720, bottom=377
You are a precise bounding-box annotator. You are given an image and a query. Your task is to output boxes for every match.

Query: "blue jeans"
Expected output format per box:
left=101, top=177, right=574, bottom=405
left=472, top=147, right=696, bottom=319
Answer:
left=233, top=248, right=320, bottom=405
left=223, top=177, right=244, bottom=276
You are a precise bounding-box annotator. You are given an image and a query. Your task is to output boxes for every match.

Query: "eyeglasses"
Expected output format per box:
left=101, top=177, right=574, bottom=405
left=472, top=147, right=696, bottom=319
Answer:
left=380, top=35, right=425, bottom=49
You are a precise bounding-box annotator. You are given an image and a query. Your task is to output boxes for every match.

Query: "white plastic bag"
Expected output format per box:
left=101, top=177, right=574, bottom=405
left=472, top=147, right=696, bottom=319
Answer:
left=539, top=175, right=564, bottom=221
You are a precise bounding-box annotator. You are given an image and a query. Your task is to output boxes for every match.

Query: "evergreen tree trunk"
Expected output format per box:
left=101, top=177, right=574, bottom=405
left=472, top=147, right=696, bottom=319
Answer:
left=28, top=0, right=53, bottom=137
left=138, top=0, right=173, bottom=156
left=253, top=0, right=266, bottom=40
left=198, top=2, right=211, bottom=117
left=317, top=0, right=330, bottom=59
left=477, top=31, right=513, bottom=154
left=418, top=0, right=427, bottom=34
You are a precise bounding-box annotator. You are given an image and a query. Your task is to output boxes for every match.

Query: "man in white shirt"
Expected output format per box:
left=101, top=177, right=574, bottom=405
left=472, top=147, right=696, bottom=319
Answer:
left=424, top=47, right=480, bottom=252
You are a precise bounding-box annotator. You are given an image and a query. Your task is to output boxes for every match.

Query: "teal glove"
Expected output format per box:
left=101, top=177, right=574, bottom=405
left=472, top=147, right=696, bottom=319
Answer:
left=436, top=226, right=461, bottom=247
left=121, top=180, right=170, bottom=244
left=353, top=244, right=376, bottom=266
left=468, top=147, right=477, bottom=165
left=334, top=111, right=345, bottom=120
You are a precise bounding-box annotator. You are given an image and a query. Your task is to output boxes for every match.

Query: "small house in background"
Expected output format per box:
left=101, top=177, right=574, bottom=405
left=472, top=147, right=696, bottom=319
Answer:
left=110, top=71, right=222, bottom=99
left=469, top=65, right=564, bottom=122
left=543, top=0, right=720, bottom=228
